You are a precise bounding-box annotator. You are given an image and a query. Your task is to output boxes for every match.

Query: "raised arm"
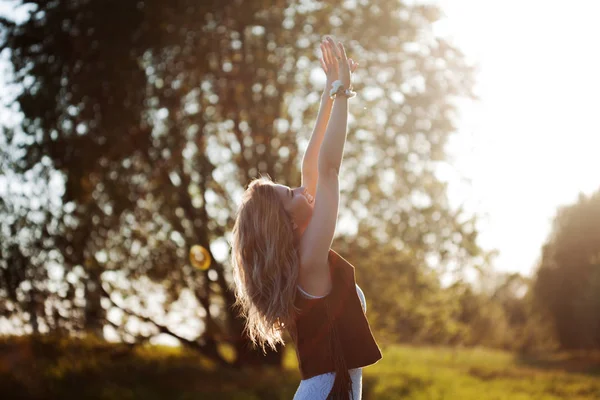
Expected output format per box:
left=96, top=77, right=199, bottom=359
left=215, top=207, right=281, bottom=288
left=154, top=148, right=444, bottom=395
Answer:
left=301, top=37, right=339, bottom=197
left=298, top=41, right=358, bottom=295
left=316, top=42, right=356, bottom=175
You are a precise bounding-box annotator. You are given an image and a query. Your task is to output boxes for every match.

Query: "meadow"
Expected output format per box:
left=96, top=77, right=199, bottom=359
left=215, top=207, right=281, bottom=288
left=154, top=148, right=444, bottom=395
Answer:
left=2, top=336, right=599, bottom=399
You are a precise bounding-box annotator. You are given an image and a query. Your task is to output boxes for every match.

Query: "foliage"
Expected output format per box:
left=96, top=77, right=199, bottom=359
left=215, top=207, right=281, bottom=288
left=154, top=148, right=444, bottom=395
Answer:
left=0, top=128, right=71, bottom=335
left=533, top=190, right=600, bottom=349
left=1, top=0, right=497, bottom=364
left=333, top=237, right=554, bottom=351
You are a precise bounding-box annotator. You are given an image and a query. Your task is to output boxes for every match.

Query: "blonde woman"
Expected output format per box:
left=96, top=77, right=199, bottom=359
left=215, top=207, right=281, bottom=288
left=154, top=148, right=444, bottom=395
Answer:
left=231, top=37, right=381, bottom=399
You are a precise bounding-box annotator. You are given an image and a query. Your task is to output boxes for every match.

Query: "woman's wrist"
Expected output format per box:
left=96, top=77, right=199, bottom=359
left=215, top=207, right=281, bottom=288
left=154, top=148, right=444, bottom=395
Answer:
left=328, top=80, right=355, bottom=100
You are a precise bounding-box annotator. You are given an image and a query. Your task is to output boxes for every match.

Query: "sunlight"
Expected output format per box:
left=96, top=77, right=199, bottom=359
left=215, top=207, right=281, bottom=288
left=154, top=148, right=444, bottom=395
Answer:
left=434, top=0, right=600, bottom=274
left=2, top=2, right=600, bottom=397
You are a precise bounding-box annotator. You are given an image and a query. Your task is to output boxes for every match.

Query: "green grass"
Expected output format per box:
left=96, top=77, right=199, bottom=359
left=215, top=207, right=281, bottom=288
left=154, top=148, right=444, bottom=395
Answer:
left=361, top=346, right=600, bottom=400
left=1, top=336, right=599, bottom=399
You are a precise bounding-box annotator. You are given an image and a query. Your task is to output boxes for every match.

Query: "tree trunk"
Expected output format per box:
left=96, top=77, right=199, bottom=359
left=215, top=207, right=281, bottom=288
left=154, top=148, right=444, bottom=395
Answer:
left=84, top=262, right=105, bottom=339
left=27, top=289, right=40, bottom=335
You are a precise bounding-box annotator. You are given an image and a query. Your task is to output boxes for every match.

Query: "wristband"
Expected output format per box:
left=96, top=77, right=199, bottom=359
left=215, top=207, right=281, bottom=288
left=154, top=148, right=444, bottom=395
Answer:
left=329, top=80, right=356, bottom=99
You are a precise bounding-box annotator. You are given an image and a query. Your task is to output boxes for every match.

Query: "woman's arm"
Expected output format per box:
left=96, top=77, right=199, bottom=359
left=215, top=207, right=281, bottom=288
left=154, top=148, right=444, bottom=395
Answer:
left=301, top=92, right=333, bottom=197
left=298, top=41, right=357, bottom=293
left=300, top=38, right=338, bottom=197
left=317, top=42, right=357, bottom=175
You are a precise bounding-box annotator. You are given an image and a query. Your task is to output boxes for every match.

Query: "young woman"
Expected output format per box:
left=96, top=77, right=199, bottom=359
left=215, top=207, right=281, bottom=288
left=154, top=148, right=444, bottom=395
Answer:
left=231, top=38, right=381, bottom=399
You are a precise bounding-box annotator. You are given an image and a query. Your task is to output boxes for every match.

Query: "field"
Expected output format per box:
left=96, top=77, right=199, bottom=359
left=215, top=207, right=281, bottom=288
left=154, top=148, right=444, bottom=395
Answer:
left=360, top=346, right=600, bottom=400
left=1, top=337, right=599, bottom=399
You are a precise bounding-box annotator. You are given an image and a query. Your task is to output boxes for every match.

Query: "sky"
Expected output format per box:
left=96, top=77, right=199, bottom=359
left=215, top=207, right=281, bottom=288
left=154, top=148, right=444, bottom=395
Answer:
left=432, top=0, right=600, bottom=275
left=2, top=1, right=600, bottom=278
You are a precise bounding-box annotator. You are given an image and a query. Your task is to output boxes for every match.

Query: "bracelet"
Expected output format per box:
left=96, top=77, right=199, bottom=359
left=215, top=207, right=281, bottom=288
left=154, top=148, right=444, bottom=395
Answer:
left=329, top=80, right=356, bottom=100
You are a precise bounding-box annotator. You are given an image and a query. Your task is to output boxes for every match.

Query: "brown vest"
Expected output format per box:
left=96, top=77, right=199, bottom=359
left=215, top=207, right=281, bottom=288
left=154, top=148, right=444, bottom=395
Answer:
left=291, top=249, right=382, bottom=398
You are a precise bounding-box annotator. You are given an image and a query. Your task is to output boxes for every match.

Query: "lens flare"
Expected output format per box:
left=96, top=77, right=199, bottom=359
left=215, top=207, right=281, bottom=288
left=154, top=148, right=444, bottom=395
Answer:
left=189, top=245, right=211, bottom=270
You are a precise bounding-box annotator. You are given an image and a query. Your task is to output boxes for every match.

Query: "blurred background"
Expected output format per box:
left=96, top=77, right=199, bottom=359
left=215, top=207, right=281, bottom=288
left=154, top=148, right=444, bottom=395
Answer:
left=1, top=0, right=599, bottom=399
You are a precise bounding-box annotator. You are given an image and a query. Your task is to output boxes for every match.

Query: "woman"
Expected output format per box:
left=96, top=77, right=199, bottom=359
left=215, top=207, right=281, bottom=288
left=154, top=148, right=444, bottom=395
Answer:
left=231, top=37, right=381, bottom=399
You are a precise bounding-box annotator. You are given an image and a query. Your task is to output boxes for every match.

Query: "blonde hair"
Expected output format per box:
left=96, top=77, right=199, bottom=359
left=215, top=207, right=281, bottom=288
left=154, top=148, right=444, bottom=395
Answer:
left=231, top=176, right=299, bottom=351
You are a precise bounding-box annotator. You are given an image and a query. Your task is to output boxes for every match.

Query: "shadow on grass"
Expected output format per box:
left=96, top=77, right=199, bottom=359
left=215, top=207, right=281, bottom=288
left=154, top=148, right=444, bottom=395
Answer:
left=0, top=335, right=301, bottom=400
left=362, top=373, right=431, bottom=400
left=515, top=352, right=600, bottom=377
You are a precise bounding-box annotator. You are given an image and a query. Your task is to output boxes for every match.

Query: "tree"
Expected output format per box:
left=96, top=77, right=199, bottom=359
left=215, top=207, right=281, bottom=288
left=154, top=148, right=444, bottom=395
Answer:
left=1, top=0, right=483, bottom=366
left=533, top=190, right=600, bottom=349
left=0, top=127, right=70, bottom=335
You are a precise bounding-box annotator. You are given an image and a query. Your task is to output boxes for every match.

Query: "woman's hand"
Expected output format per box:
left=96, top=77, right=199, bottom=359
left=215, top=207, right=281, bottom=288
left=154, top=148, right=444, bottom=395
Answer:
left=331, top=40, right=358, bottom=90
left=320, top=37, right=339, bottom=89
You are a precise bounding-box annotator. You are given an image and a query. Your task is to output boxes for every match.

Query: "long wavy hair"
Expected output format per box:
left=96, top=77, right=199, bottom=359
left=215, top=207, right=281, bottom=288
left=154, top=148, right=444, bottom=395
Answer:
left=231, top=176, right=300, bottom=351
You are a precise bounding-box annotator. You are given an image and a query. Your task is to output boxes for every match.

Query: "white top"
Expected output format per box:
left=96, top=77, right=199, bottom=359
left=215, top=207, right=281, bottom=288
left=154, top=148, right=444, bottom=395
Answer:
left=296, top=284, right=367, bottom=313
left=293, top=284, right=367, bottom=400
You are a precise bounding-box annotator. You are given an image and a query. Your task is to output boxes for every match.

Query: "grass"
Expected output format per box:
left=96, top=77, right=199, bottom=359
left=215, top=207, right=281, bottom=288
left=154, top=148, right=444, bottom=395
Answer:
left=360, top=346, right=600, bottom=400
left=1, top=336, right=599, bottom=399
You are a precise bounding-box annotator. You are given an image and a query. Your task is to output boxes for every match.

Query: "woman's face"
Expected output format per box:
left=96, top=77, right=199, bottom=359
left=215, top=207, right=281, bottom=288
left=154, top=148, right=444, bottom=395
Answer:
left=273, top=184, right=314, bottom=231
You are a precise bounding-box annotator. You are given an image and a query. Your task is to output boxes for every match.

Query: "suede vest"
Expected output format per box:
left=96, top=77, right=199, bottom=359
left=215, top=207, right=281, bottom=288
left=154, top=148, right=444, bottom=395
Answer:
left=291, top=249, right=382, bottom=398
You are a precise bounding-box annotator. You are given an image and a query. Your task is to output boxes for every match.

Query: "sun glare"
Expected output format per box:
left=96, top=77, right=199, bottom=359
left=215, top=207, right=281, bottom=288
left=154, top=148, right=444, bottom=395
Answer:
left=434, top=0, right=600, bottom=274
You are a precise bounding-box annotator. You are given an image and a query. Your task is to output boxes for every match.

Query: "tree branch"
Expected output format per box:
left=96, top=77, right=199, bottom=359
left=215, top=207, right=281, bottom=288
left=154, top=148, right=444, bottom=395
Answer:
left=100, top=284, right=230, bottom=367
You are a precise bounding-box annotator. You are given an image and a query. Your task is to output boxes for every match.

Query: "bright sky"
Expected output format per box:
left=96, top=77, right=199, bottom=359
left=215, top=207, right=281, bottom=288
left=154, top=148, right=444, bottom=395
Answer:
left=433, top=0, right=600, bottom=275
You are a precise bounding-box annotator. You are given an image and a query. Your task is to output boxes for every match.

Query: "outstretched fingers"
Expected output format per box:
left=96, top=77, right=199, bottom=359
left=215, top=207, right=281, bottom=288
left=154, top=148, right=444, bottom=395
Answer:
left=325, top=39, right=337, bottom=68
left=320, top=42, right=329, bottom=66
left=319, top=57, right=328, bottom=73
left=336, top=41, right=348, bottom=62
